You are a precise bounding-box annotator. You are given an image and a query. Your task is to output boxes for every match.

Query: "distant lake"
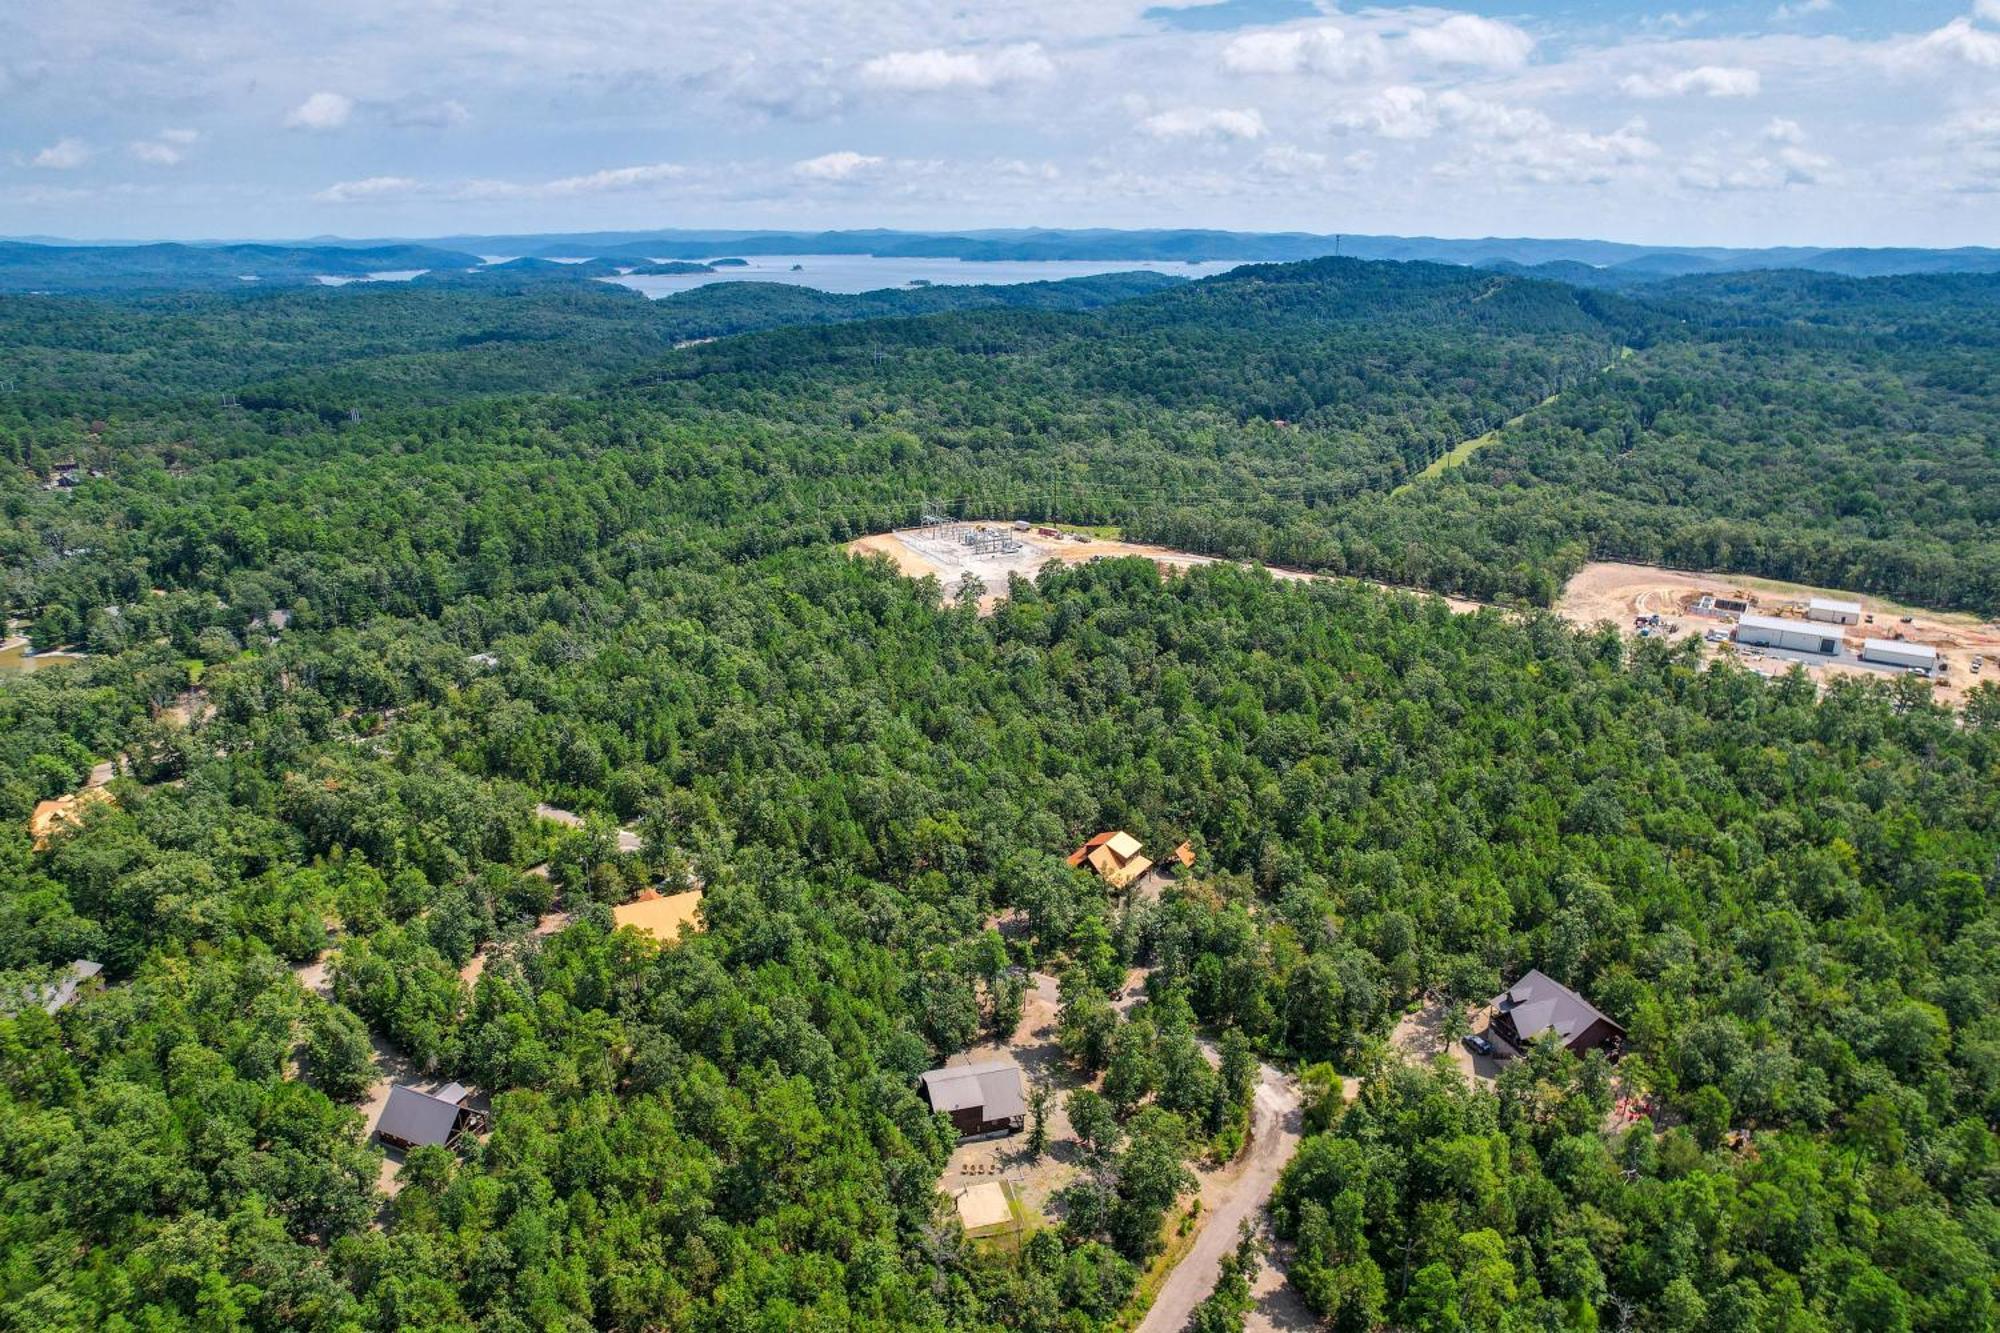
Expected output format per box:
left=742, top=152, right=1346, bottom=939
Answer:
left=316, top=270, right=428, bottom=286
left=603, top=254, right=1247, bottom=298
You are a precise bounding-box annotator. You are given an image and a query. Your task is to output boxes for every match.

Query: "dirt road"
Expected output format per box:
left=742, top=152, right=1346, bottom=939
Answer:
left=1136, top=1061, right=1304, bottom=1333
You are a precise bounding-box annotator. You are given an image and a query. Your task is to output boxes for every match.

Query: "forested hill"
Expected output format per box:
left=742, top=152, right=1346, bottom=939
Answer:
left=0, top=270, right=1182, bottom=418
left=1108, top=256, right=1656, bottom=338
left=4, top=246, right=2000, bottom=1331
left=0, top=240, right=483, bottom=292
left=5, top=256, right=2000, bottom=624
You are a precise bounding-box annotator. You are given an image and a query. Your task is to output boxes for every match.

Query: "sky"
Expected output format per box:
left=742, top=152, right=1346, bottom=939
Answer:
left=1, top=0, right=1997, bottom=247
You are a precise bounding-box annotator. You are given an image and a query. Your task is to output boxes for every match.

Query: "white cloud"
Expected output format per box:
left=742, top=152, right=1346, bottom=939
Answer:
left=1404, top=15, right=1535, bottom=70
left=1772, top=0, right=1833, bottom=18
left=1377, top=91, right=1659, bottom=185
left=1252, top=144, right=1328, bottom=177
left=1138, top=106, right=1267, bottom=141
left=321, top=163, right=687, bottom=203
left=1221, top=26, right=1383, bottom=79
left=286, top=91, right=354, bottom=131
left=794, top=150, right=884, bottom=179
left=31, top=138, right=90, bottom=169
left=1621, top=65, right=1761, bottom=98
left=1946, top=106, right=2000, bottom=138
left=475, top=162, right=684, bottom=197
left=1434, top=91, right=1557, bottom=141
left=1333, top=86, right=1437, bottom=140
left=1679, top=118, right=1831, bottom=189
left=130, top=128, right=199, bottom=166
left=859, top=43, right=1054, bottom=92
left=389, top=98, right=472, bottom=129
left=1898, top=17, right=2000, bottom=69
left=1979, top=0, right=2000, bottom=22
left=1679, top=144, right=1832, bottom=190
left=1441, top=120, right=1658, bottom=185
left=315, top=175, right=423, bottom=203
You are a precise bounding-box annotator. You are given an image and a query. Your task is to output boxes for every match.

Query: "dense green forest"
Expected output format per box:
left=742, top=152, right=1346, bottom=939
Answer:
left=3, top=255, right=1999, bottom=1331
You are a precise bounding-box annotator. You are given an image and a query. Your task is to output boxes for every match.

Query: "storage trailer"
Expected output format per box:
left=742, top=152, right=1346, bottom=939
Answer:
left=1859, top=639, right=1938, bottom=671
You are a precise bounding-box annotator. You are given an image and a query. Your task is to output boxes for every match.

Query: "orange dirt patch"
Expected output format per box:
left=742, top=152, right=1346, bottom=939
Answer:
left=612, top=890, right=704, bottom=942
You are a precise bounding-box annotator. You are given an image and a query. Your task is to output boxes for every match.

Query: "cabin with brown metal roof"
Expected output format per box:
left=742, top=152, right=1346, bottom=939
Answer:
left=1490, top=970, right=1623, bottom=1057
left=919, top=1058, right=1028, bottom=1139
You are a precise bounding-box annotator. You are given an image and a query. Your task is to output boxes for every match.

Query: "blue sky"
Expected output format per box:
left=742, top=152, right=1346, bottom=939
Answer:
left=2, top=1, right=1997, bottom=246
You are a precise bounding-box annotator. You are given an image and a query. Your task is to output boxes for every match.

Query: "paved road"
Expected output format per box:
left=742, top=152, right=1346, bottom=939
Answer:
left=1137, top=1061, right=1304, bottom=1333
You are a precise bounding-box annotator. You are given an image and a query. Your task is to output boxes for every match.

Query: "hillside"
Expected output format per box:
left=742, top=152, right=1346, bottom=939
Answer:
left=1, top=253, right=1998, bottom=1332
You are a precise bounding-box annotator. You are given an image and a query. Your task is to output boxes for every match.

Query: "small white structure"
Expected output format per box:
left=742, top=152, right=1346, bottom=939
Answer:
left=1807, top=597, right=1862, bottom=625
left=1735, top=614, right=1840, bottom=656
left=1860, top=639, right=1938, bottom=670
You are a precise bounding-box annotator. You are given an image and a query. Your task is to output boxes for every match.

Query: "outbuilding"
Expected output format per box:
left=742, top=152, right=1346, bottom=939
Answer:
left=1860, top=639, right=1939, bottom=670
left=1491, top=971, right=1624, bottom=1057
left=920, top=1058, right=1028, bottom=1138
left=1807, top=597, right=1862, bottom=625
left=1734, top=614, right=1839, bottom=655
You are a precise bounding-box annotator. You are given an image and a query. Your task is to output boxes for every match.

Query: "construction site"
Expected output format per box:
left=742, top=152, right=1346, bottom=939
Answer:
left=847, top=513, right=1483, bottom=615
left=1556, top=562, right=2000, bottom=707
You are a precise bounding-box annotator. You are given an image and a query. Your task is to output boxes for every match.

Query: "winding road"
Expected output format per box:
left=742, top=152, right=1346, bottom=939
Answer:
left=1136, top=1060, right=1309, bottom=1333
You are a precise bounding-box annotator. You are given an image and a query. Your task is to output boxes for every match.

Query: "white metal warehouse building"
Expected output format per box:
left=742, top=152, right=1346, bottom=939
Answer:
left=1860, top=639, right=1938, bottom=670
left=1807, top=597, right=1862, bottom=625
left=1735, top=614, right=1841, bottom=655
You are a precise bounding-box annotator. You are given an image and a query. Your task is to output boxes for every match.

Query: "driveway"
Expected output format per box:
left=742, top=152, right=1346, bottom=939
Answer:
left=1391, top=998, right=1509, bottom=1087
left=1136, top=1060, right=1304, bottom=1333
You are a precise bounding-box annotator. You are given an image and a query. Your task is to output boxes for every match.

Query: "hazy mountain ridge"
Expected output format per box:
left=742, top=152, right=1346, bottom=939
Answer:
left=5, top=230, right=1999, bottom=294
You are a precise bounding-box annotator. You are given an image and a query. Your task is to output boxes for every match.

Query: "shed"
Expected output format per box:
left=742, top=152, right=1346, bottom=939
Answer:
left=1734, top=614, right=1839, bottom=656
left=1807, top=597, right=1862, bottom=625
left=376, top=1083, right=482, bottom=1151
left=1490, top=970, right=1624, bottom=1057
left=1860, top=639, right=1938, bottom=670
left=920, top=1058, right=1028, bottom=1138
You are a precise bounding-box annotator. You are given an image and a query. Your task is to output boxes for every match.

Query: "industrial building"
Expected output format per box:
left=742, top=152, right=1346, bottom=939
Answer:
left=1807, top=597, right=1862, bottom=625
left=1734, top=614, right=1840, bottom=655
left=1860, top=639, right=1939, bottom=671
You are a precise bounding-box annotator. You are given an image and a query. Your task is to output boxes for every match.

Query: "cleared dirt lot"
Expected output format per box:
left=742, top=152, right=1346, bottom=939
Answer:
left=850, top=525, right=1484, bottom=616
left=1557, top=561, right=2000, bottom=707
left=940, top=971, right=1078, bottom=1222
left=1391, top=997, right=1508, bottom=1090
